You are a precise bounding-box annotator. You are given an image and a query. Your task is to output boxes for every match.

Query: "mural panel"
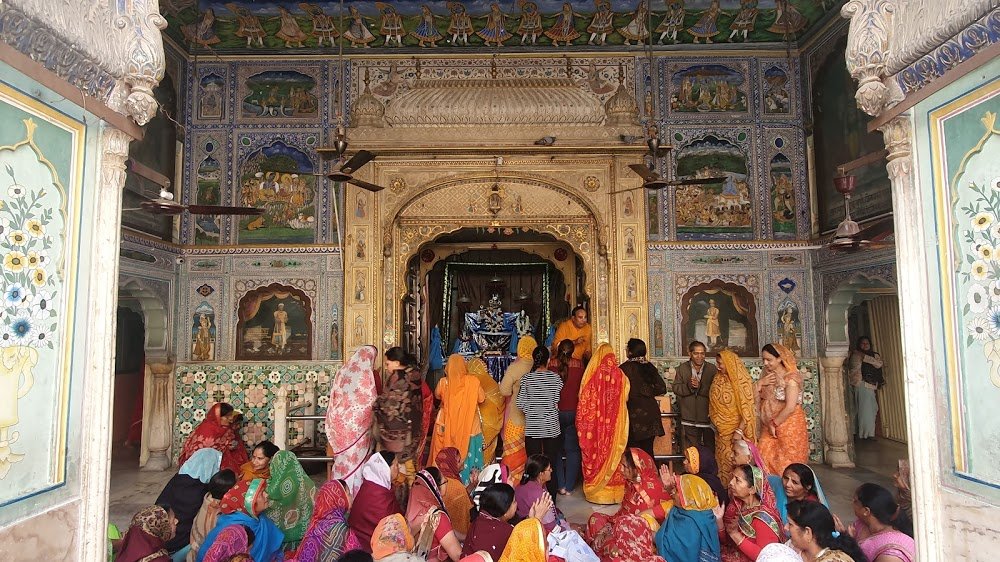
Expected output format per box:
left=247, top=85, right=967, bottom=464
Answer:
left=191, top=302, right=217, bottom=361
left=239, top=70, right=319, bottom=120
left=194, top=135, right=225, bottom=245
left=668, top=62, right=749, bottom=115
left=673, top=133, right=753, bottom=240
left=162, top=1, right=836, bottom=52
left=926, top=70, right=1000, bottom=488
left=236, top=136, right=319, bottom=244
left=0, top=86, right=83, bottom=505
left=679, top=279, right=759, bottom=356
left=235, top=283, right=313, bottom=360
left=769, top=152, right=795, bottom=236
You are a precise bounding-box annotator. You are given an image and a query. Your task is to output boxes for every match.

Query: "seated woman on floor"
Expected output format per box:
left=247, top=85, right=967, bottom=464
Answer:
left=841, top=483, right=914, bottom=562
left=263, top=450, right=316, bottom=546
left=154, top=448, right=222, bottom=559
left=349, top=451, right=404, bottom=552
left=197, top=479, right=284, bottom=562
left=200, top=525, right=254, bottom=562
left=435, top=447, right=475, bottom=538
left=514, top=455, right=560, bottom=532
left=405, top=467, right=463, bottom=561
left=371, top=513, right=424, bottom=562
left=239, top=440, right=279, bottom=482
left=186, top=469, right=237, bottom=562
left=470, top=463, right=512, bottom=514
left=774, top=463, right=828, bottom=525
left=178, top=403, right=250, bottom=473
left=116, top=505, right=178, bottom=562
left=684, top=444, right=729, bottom=505
left=786, top=500, right=867, bottom=562
left=463, top=483, right=552, bottom=559
left=293, top=479, right=363, bottom=562
left=655, top=473, right=721, bottom=562
left=718, top=464, right=783, bottom=562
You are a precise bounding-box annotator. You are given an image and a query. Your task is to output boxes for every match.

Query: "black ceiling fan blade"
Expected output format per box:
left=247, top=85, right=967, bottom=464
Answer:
left=340, top=150, right=376, bottom=174
left=665, top=176, right=729, bottom=186
left=854, top=216, right=894, bottom=241
left=139, top=200, right=186, bottom=215
left=628, top=163, right=660, bottom=182
left=187, top=205, right=265, bottom=216
left=347, top=178, right=388, bottom=193
left=326, top=172, right=352, bottom=182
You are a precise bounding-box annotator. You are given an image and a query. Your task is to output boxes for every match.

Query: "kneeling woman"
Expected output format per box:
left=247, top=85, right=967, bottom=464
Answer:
left=349, top=451, right=404, bottom=552
left=197, top=479, right=284, bottom=562
left=719, top=465, right=783, bottom=562
left=462, top=483, right=552, bottom=559
left=405, top=467, right=462, bottom=561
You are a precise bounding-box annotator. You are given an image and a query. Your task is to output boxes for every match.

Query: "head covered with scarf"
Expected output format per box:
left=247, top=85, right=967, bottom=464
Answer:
left=115, top=505, right=175, bottom=562
left=200, top=525, right=250, bottom=562
left=371, top=513, right=415, bottom=559
left=293, top=479, right=363, bottom=562
left=472, top=463, right=510, bottom=510
left=179, top=448, right=224, bottom=484
left=264, top=450, right=317, bottom=542
left=685, top=444, right=729, bottom=504
left=327, top=345, right=379, bottom=492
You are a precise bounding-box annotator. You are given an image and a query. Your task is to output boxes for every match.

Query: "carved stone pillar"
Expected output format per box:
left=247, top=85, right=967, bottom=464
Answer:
left=878, top=114, right=944, bottom=559
left=841, top=0, right=895, bottom=117
left=141, top=358, right=176, bottom=471
left=80, top=126, right=133, bottom=561
left=820, top=351, right=854, bottom=468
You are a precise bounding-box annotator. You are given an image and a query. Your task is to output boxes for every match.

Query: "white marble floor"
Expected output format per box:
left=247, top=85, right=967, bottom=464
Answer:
left=108, top=437, right=906, bottom=530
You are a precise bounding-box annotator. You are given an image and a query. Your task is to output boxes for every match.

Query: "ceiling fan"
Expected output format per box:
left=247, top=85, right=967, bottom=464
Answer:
left=827, top=173, right=893, bottom=252
left=123, top=159, right=263, bottom=216
left=611, top=137, right=727, bottom=195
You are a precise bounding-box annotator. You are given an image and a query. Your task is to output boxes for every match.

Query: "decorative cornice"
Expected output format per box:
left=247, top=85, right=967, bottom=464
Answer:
left=0, top=3, right=118, bottom=101
left=893, top=7, right=1000, bottom=96
left=182, top=245, right=344, bottom=255
left=647, top=240, right=821, bottom=251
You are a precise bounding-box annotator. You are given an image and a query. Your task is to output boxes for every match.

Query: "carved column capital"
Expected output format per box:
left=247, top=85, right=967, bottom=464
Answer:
left=879, top=115, right=913, bottom=182
left=101, top=127, right=132, bottom=190
left=841, top=0, right=896, bottom=116
left=119, top=7, right=168, bottom=126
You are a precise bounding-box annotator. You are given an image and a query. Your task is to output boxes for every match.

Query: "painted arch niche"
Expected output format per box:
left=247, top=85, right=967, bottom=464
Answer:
left=679, top=280, right=759, bottom=356
left=235, top=283, right=313, bottom=360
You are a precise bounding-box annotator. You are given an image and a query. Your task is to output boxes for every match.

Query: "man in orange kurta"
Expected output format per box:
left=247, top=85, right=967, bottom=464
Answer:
left=553, top=306, right=593, bottom=363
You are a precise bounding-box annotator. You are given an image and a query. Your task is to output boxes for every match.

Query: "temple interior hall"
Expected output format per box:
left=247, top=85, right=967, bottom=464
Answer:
left=1, top=0, right=999, bottom=560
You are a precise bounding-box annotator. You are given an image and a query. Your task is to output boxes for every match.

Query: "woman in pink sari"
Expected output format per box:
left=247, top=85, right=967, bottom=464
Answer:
left=327, top=345, right=379, bottom=492
left=845, top=483, right=915, bottom=562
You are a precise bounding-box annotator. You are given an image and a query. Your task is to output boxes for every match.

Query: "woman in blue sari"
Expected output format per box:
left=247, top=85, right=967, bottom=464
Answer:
left=197, top=478, right=284, bottom=562
left=656, top=473, right=721, bottom=562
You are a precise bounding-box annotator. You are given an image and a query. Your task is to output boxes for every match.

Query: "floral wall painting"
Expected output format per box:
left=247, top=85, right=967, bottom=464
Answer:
left=928, top=71, right=1000, bottom=487
left=674, top=135, right=753, bottom=240
left=195, top=138, right=223, bottom=245
left=0, top=88, right=81, bottom=504
left=237, top=140, right=317, bottom=244
left=198, top=72, right=225, bottom=120
left=241, top=70, right=318, bottom=119
left=770, top=152, right=795, bottom=237
left=776, top=300, right=800, bottom=356
left=679, top=280, right=758, bottom=357
left=191, top=302, right=217, bottom=361
left=763, top=65, right=789, bottom=114
left=236, top=283, right=313, bottom=360
left=669, top=64, right=747, bottom=113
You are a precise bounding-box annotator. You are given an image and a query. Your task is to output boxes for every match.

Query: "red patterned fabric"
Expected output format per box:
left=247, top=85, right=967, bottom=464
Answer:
left=619, top=448, right=672, bottom=518
left=178, top=403, right=249, bottom=473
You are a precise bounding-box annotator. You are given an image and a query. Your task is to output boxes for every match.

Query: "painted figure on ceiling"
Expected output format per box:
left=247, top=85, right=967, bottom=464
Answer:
left=516, top=0, right=543, bottom=45
left=343, top=5, right=377, bottom=48
left=655, top=0, right=685, bottom=44
left=375, top=2, right=405, bottom=47
left=476, top=3, right=513, bottom=47
left=688, top=0, right=721, bottom=43
left=225, top=3, right=266, bottom=47
left=411, top=4, right=444, bottom=47
left=586, top=0, right=614, bottom=45
left=619, top=0, right=651, bottom=46
left=274, top=6, right=308, bottom=48
left=728, top=0, right=759, bottom=42
left=447, top=2, right=474, bottom=45
left=181, top=9, right=221, bottom=47
left=299, top=4, right=339, bottom=47
left=767, top=0, right=807, bottom=35
left=545, top=2, right=582, bottom=47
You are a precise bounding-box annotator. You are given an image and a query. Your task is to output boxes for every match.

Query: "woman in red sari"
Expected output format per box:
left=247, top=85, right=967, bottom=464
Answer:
left=719, top=464, right=783, bottom=562
left=577, top=344, right=630, bottom=504
left=178, top=403, right=249, bottom=473
left=588, top=448, right=674, bottom=560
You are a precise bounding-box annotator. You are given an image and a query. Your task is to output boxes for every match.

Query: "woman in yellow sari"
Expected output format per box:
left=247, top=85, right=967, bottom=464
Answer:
left=577, top=343, right=630, bottom=504
left=469, top=357, right=504, bottom=461
left=430, top=354, right=486, bottom=484
left=498, top=518, right=545, bottom=562
left=709, top=349, right=758, bottom=485
left=500, top=336, right=536, bottom=484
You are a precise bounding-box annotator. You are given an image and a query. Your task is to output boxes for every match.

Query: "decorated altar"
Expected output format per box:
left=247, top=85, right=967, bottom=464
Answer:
left=451, top=294, right=534, bottom=380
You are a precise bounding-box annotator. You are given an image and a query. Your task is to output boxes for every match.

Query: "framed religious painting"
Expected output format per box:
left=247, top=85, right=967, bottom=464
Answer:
left=679, top=280, right=759, bottom=357
left=235, top=283, right=312, bottom=360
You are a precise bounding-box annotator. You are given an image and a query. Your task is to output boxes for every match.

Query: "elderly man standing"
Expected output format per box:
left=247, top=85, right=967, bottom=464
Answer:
left=552, top=305, right=592, bottom=363
left=672, top=340, right=717, bottom=449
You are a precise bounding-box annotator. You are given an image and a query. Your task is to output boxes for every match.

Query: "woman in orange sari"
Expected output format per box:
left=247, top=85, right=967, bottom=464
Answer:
left=430, top=354, right=486, bottom=484
left=710, top=349, right=758, bottom=485
left=469, top=357, right=504, bottom=462
left=577, top=343, right=630, bottom=504
left=499, top=336, right=536, bottom=484
left=757, top=343, right=809, bottom=475
left=498, top=518, right=546, bottom=562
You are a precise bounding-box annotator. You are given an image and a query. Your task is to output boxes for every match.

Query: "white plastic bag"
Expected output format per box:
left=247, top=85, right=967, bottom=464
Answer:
left=546, top=525, right=600, bottom=562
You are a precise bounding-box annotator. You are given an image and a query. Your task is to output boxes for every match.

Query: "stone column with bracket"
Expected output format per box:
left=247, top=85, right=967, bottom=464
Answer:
left=141, top=357, right=176, bottom=471
left=820, top=351, right=854, bottom=467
